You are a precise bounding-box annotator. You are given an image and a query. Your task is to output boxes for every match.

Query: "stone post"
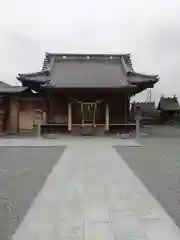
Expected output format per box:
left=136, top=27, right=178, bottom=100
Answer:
left=34, top=109, right=43, bottom=138
left=37, top=123, right=41, bottom=138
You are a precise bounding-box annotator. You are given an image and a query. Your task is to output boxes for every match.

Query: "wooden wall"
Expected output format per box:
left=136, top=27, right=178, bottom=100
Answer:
left=0, top=97, right=10, bottom=133
left=47, top=93, right=130, bottom=125
left=8, top=97, right=19, bottom=133
left=18, top=99, right=46, bottom=131
left=107, top=94, right=129, bottom=125
left=47, top=95, right=67, bottom=123
left=6, top=91, right=130, bottom=133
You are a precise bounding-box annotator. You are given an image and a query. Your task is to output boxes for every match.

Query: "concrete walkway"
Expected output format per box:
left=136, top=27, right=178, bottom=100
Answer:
left=12, top=138, right=180, bottom=240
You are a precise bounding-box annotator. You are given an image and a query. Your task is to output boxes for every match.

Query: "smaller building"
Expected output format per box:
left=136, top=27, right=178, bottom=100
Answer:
left=0, top=82, right=45, bottom=134
left=131, top=101, right=159, bottom=124
left=157, top=96, right=180, bottom=124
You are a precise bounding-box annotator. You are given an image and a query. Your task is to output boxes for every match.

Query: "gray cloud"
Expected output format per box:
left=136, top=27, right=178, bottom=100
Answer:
left=0, top=0, right=180, bottom=102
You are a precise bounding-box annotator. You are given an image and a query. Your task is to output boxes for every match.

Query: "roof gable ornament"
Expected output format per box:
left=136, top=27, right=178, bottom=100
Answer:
left=160, top=94, right=165, bottom=99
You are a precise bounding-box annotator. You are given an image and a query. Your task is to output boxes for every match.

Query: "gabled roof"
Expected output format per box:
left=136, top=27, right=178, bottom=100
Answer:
left=131, top=101, right=157, bottom=113
left=0, top=81, right=27, bottom=94
left=131, top=101, right=159, bottom=118
left=17, top=53, right=159, bottom=90
left=157, top=96, right=180, bottom=111
left=0, top=81, right=11, bottom=88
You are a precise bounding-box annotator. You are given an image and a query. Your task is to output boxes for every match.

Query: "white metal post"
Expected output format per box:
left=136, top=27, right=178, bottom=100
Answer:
left=68, top=102, right=72, bottom=131
left=105, top=104, right=109, bottom=131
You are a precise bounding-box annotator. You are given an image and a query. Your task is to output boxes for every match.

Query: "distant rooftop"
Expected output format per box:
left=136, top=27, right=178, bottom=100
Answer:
left=0, top=81, right=27, bottom=94
left=158, top=96, right=180, bottom=111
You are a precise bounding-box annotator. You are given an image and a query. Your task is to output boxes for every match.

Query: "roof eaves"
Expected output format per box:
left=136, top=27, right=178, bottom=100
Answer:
left=13, top=86, right=28, bottom=92
left=128, top=73, right=159, bottom=85
left=128, top=71, right=159, bottom=79
left=43, top=83, right=137, bottom=89
left=17, top=77, right=50, bottom=87
left=18, top=70, right=49, bottom=78
left=0, top=86, right=27, bottom=93
left=129, top=79, right=159, bottom=85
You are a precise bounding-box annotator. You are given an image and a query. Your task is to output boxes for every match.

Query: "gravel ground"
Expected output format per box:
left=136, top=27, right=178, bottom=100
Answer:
left=115, top=137, right=180, bottom=228
left=140, top=125, right=180, bottom=138
left=0, top=146, right=65, bottom=240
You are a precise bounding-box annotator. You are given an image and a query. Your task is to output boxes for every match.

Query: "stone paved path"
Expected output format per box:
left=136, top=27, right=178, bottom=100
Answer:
left=12, top=138, right=180, bottom=240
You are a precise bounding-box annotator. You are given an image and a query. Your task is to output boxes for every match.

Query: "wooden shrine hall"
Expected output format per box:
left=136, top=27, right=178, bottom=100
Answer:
left=0, top=53, right=159, bottom=135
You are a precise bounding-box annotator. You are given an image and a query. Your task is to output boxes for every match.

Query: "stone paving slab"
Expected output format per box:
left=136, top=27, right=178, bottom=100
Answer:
left=12, top=139, right=180, bottom=239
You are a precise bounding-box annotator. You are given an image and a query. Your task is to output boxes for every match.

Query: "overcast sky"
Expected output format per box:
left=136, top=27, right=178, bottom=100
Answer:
left=0, top=0, right=180, bottom=102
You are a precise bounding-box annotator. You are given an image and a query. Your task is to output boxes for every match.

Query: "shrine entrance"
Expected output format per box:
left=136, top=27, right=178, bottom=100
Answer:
left=71, top=98, right=105, bottom=135
left=81, top=102, right=96, bottom=126
left=80, top=102, right=97, bottom=135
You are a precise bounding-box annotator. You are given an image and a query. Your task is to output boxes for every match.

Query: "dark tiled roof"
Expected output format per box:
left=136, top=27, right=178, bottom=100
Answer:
left=17, top=53, right=159, bottom=89
left=0, top=81, right=27, bottom=93
left=131, top=101, right=159, bottom=118
left=48, top=60, right=132, bottom=88
left=132, top=102, right=157, bottom=113
left=42, top=53, right=132, bottom=71
left=157, top=97, right=180, bottom=111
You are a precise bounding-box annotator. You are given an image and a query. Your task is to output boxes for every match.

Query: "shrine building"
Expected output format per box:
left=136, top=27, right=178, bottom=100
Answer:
left=0, top=53, right=159, bottom=135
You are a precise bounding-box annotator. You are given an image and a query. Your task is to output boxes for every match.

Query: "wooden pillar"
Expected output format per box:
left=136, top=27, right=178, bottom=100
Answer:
left=93, top=104, right=96, bottom=127
left=68, top=102, right=72, bottom=131
left=81, top=103, right=84, bottom=126
left=105, top=103, right=109, bottom=131
left=8, top=96, right=19, bottom=133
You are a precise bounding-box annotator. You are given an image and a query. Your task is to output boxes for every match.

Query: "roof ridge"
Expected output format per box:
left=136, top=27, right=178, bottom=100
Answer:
left=45, top=52, right=131, bottom=56
left=42, top=52, right=131, bottom=71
